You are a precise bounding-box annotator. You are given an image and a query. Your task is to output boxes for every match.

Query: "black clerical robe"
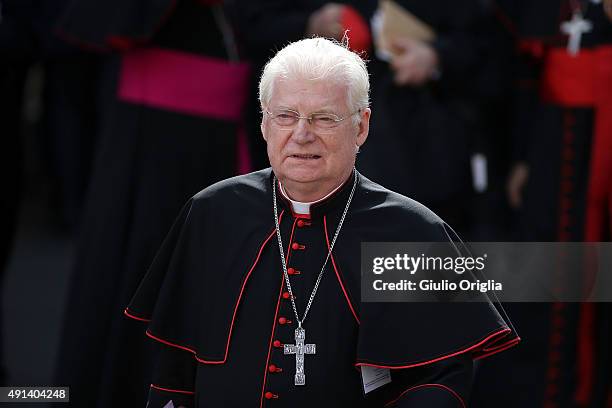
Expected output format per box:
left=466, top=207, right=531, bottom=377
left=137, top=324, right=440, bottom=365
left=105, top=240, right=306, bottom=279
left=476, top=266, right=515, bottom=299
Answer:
left=470, top=2, right=612, bottom=407
left=53, top=1, right=249, bottom=406
left=126, top=169, right=519, bottom=407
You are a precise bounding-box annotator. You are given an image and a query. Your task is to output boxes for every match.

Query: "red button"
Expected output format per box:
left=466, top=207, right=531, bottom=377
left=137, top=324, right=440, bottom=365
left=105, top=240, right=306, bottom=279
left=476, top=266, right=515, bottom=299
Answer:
left=269, top=364, right=282, bottom=373
left=291, top=242, right=299, bottom=250
left=278, top=317, right=287, bottom=325
left=273, top=340, right=282, bottom=348
left=287, top=267, right=296, bottom=275
left=282, top=292, right=291, bottom=299
left=264, top=391, right=277, bottom=399
left=297, top=220, right=306, bottom=227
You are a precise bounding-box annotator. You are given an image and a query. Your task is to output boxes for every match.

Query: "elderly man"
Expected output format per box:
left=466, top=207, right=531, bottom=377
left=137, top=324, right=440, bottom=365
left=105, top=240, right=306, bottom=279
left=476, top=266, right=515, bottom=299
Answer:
left=126, top=38, right=518, bottom=407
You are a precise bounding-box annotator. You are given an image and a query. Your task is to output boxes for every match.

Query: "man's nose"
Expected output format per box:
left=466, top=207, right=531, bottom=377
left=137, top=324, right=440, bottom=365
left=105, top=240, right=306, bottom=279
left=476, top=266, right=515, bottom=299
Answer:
left=291, top=118, right=316, bottom=143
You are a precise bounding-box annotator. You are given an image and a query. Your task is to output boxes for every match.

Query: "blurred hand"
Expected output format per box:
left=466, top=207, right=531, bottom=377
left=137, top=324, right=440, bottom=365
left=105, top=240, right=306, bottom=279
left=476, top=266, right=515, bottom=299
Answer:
left=506, top=162, right=530, bottom=209
left=390, top=37, right=439, bottom=86
left=307, top=3, right=344, bottom=40
left=604, top=0, right=612, bottom=22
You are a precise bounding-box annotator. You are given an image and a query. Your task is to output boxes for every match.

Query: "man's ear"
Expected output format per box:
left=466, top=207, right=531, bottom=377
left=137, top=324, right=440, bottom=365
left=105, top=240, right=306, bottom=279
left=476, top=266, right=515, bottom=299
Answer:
left=356, top=107, right=371, bottom=147
left=261, top=110, right=268, bottom=142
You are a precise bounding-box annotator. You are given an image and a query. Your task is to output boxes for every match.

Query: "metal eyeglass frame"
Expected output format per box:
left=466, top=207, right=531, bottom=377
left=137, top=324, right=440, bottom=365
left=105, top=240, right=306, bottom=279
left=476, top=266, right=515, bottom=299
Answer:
left=263, top=108, right=362, bottom=129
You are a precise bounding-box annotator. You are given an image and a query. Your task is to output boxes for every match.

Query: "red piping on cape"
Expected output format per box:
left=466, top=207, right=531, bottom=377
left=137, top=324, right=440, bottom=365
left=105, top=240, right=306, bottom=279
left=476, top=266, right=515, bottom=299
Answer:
left=474, top=337, right=521, bottom=360
left=323, top=215, right=360, bottom=325
left=124, top=308, right=151, bottom=322
left=481, top=326, right=520, bottom=352
left=355, top=327, right=517, bottom=369
left=144, top=330, right=221, bottom=364
left=128, top=211, right=285, bottom=364
left=384, top=383, right=465, bottom=408
left=150, top=384, right=195, bottom=395
left=259, top=217, right=298, bottom=407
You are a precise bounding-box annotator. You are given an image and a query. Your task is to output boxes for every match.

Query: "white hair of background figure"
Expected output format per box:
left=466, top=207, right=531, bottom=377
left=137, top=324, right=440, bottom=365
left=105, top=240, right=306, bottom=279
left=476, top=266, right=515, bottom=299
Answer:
left=259, top=37, right=370, bottom=125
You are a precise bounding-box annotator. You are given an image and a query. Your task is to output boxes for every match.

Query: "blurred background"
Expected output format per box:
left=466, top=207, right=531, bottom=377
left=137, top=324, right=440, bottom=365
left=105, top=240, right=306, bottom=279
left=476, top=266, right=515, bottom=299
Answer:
left=1, top=0, right=611, bottom=406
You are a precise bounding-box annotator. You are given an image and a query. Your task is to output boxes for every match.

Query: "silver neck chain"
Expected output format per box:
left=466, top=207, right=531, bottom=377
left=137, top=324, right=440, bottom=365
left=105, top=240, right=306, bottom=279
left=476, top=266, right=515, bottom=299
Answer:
left=272, top=170, right=357, bottom=329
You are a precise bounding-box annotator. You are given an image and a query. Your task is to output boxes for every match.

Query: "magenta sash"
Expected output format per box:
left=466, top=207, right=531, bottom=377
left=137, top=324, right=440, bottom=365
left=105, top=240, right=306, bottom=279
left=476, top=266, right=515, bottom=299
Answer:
left=118, top=47, right=250, bottom=122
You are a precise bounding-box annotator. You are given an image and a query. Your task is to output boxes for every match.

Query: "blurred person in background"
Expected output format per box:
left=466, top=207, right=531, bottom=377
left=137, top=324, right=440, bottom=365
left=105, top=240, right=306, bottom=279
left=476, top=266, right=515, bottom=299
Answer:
left=52, top=0, right=251, bottom=406
left=471, top=1, right=612, bottom=407
left=357, top=0, right=506, bottom=238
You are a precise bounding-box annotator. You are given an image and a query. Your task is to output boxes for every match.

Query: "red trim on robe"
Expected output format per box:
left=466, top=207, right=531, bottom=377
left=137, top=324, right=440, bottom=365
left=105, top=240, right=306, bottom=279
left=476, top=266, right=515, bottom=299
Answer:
left=145, top=330, right=213, bottom=363
left=384, top=383, right=466, bottom=408
left=130, top=211, right=285, bottom=364
left=124, top=308, right=152, bottom=322
left=150, top=384, right=195, bottom=395
left=323, top=215, right=361, bottom=325
left=473, top=337, right=521, bottom=360
left=210, top=210, right=286, bottom=363
left=355, top=327, right=515, bottom=369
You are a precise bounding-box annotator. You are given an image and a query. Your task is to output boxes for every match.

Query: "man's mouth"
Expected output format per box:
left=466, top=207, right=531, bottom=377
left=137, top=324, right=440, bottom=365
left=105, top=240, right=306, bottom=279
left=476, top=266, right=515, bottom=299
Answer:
left=290, top=154, right=321, bottom=159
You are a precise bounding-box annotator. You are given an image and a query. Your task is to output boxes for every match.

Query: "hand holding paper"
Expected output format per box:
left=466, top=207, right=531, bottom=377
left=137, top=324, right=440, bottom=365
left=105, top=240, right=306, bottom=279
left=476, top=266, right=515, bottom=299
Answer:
left=390, top=36, right=439, bottom=86
left=373, top=0, right=436, bottom=60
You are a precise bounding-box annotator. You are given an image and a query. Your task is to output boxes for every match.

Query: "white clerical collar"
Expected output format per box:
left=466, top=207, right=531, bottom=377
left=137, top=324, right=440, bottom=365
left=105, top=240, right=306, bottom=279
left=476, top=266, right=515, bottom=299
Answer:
left=278, top=180, right=345, bottom=215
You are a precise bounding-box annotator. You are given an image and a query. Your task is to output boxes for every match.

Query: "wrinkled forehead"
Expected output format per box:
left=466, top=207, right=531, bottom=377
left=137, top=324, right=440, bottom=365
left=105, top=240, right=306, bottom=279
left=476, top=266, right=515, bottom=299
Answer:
left=268, top=77, right=350, bottom=112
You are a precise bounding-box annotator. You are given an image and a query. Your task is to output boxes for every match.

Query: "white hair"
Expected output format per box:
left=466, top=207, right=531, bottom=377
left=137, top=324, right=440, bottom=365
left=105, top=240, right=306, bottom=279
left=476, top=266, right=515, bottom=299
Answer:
left=259, top=37, right=370, bottom=121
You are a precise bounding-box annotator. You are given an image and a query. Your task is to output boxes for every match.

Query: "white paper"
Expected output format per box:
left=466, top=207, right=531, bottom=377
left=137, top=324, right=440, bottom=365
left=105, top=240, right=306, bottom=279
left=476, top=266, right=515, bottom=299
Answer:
left=471, top=153, right=488, bottom=193
left=361, top=365, right=392, bottom=394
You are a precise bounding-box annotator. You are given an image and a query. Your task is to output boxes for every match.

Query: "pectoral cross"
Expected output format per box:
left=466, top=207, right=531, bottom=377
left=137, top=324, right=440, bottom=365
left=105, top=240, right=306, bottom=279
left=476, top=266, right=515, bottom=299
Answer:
left=283, top=326, right=316, bottom=386
left=561, top=11, right=593, bottom=56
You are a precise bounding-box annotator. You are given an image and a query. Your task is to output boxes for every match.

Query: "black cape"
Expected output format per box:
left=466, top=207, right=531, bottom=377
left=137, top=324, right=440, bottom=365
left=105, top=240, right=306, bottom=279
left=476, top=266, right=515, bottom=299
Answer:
left=127, top=168, right=519, bottom=407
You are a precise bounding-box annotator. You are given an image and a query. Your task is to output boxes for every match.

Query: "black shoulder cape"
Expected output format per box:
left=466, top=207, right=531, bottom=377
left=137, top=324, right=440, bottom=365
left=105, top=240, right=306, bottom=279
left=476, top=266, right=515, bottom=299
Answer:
left=126, top=168, right=519, bottom=370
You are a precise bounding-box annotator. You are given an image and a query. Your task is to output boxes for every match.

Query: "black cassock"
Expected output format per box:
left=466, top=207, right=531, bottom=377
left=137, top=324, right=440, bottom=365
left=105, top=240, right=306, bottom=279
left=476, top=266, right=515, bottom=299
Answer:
left=53, top=0, right=247, bottom=406
left=470, top=2, right=612, bottom=407
left=126, top=169, right=519, bottom=407
left=357, top=0, right=498, bottom=233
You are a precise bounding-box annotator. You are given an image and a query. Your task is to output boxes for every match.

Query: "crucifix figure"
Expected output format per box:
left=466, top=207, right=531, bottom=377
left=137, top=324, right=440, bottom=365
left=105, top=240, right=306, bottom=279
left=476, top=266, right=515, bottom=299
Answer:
left=284, top=326, right=316, bottom=385
left=561, top=11, right=593, bottom=56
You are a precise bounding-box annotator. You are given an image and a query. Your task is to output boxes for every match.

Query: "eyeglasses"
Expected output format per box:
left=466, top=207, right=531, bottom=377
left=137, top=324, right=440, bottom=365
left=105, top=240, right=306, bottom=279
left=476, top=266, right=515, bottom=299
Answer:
left=264, top=108, right=361, bottom=131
